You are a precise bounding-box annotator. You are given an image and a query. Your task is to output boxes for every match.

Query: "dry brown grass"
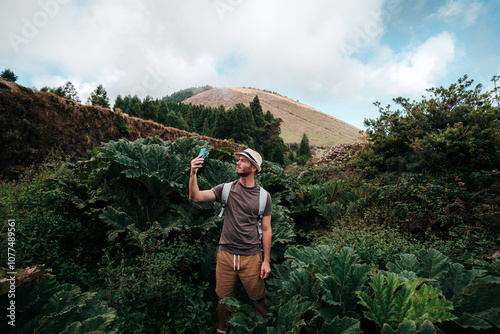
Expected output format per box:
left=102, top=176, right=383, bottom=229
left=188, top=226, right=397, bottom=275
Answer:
left=183, top=87, right=366, bottom=146
left=0, top=80, right=244, bottom=179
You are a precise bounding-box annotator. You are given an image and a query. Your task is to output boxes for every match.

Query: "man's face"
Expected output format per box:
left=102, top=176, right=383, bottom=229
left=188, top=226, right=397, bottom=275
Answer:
left=236, top=155, right=256, bottom=177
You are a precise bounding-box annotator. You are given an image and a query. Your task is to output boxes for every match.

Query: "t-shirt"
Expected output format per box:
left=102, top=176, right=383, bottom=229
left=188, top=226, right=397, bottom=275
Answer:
left=211, top=180, right=272, bottom=256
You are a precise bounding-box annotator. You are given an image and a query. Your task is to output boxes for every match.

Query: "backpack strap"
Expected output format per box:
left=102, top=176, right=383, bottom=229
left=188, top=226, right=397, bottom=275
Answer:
left=218, top=182, right=232, bottom=217
left=257, top=186, right=268, bottom=241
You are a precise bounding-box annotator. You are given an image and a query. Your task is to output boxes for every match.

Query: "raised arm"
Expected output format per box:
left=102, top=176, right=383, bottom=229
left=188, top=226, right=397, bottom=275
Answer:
left=189, top=155, right=216, bottom=202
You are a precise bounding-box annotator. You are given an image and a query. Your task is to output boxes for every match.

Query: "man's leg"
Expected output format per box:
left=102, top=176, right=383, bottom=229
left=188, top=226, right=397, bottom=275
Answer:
left=238, top=253, right=268, bottom=317
left=254, top=297, right=268, bottom=318
left=218, top=298, right=228, bottom=332
left=216, top=250, right=238, bottom=332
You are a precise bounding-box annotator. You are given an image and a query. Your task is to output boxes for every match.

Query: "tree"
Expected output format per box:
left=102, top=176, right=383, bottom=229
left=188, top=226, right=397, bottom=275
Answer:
left=114, top=95, right=125, bottom=112
left=229, top=103, right=255, bottom=146
left=296, top=133, right=312, bottom=165
left=142, top=96, right=158, bottom=121
left=165, top=110, right=189, bottom=131
left=40, top=82, right=80, bottom=102
left=87, top=84, right=110, bottom=108
left=211, top=106, right=231, bottom=139
left=272, top=140, right=286, bottom=165
left=63, top=81, right=81, bottom=102
left=1, top=69, right=18, bottom=82
left=362, top=75, right=500, bottom=174
left=250, top=95, right=265, bottom=128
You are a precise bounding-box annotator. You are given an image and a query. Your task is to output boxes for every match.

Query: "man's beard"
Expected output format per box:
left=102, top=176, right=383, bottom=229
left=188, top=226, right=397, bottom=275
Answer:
left=236, top=170, right=252, bottom=177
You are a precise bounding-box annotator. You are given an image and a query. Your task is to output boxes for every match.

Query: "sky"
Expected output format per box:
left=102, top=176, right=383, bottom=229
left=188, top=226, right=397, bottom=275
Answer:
left=1, top=0, right=499, bottom=130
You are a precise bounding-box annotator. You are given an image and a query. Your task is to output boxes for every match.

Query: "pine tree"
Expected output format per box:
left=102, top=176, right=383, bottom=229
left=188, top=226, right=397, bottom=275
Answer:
left=272, top=141, right=285, bottom=165
left=63, top=81, right=81, bottom=103
left=250, top=95, right=265, bottom=128
left=264, top=110, right=275, bottom=122
left=297, top=132, right=312, bottom=165
left=126, top=95, right=142, bottom=117
left=114, top=95, right=125, bottom=112
left=157, top=100, right=170, bottom=124
left=142, top=96, right=158, bottom=121
left=229, top=103, right=255, bottom=146
left=87, top=84, right=110, bottom=108
left=202, top=118, right=210, bottom=136
left=1, top=69, right=17, bottom=82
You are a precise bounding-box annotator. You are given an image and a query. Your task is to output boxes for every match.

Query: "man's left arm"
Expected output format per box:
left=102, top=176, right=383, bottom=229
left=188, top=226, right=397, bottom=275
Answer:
left=260, top=215, right=272, bottom=279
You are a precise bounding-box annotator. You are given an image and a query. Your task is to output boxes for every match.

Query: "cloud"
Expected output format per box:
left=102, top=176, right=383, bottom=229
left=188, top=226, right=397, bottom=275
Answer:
left=432, top=0, right=483, bottom=26
left=365, top=31, right=456, bottom=97
left=0, top=0, right=403, bottom=103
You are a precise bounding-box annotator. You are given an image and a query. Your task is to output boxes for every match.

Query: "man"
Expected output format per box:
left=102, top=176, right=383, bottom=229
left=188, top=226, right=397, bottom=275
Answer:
left=189, top=148, right=272, bottom=333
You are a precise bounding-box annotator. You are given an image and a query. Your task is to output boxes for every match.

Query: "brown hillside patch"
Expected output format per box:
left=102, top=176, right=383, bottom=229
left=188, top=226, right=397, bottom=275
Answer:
left=183, top=87, right=366, bottom=146
left=0, top=80, right=244, bottom=180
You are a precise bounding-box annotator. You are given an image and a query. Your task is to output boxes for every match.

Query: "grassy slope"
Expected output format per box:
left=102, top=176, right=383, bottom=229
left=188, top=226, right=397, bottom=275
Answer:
left=183, top=87, right=366, bottom=146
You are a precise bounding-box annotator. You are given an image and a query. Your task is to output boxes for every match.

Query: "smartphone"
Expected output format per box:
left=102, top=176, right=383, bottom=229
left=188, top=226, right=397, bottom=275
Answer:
left=198, top=148, right=207, bottom=166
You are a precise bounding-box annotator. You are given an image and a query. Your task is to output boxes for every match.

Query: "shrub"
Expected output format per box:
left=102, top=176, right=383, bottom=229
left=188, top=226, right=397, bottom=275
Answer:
left=0, top=162, right=108, bottom=289
left=100, top=233, right=215, bottom=333
left=0, top=266, right=116, bottom=333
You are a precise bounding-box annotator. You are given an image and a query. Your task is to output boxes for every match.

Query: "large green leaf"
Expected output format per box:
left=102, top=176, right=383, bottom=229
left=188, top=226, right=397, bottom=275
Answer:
left=356, top=272, right=455, bottom=330
left=86, top=137, right=218, bottom=239
left=0, top=271, right=115, bottom=334
left=267, top=295, right=315, bottom=334
left=318, top=316, right=362, bottom=334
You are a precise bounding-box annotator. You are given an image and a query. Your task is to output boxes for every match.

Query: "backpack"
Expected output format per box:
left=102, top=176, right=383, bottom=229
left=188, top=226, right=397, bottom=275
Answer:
left=218, top=182, right=268, bottom=240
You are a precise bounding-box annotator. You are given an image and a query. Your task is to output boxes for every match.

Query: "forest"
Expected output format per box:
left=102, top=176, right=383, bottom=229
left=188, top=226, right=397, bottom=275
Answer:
left=0, top=75, right=499, bottom=333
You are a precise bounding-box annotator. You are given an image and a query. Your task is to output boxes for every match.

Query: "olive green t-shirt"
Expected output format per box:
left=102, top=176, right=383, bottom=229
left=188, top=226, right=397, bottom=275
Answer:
left=211, top=180, right=272, bottom=256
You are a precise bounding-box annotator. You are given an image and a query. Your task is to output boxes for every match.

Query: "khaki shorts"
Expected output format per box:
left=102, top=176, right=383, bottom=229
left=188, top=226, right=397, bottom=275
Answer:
left=216, top=249, right=267, bottom=300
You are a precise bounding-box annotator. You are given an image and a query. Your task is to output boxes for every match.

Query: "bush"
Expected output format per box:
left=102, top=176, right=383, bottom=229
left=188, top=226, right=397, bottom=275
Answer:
left=0, top=266, right=116, bottom=333
left=313, top=222, right=424, bottom=268
left=0, top=162, right=108, bottom=289
left=224, top=245, right=500, bottom=333
left=100, top=233, right=215, bottom=333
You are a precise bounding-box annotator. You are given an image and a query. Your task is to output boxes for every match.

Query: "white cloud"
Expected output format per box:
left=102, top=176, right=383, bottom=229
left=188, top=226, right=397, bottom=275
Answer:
left=365, top=31, right=456, bottom=97
left=432, top=0, right=483, bottom=26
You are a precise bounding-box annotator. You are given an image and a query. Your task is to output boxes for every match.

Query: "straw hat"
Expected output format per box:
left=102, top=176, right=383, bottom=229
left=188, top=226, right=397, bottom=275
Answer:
left=234, top=148, right=262, bottom=173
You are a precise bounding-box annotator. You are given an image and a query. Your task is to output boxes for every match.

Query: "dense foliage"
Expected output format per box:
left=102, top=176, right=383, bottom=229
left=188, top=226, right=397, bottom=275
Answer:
left=162, top=85, right=213, bottom=103
left=0, top=69, right=18, bottom=83
left=361, top=75, right=500, bottom=175
left=114, top=93, right=285, bottom=163
left=41, top=81, right=81, bottom=103
left=1, top=76, right=499, bottom=333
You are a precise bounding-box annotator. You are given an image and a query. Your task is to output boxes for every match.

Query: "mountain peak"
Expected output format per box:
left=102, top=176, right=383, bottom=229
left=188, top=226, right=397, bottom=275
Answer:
left=183, top=87, right=365, bottom=146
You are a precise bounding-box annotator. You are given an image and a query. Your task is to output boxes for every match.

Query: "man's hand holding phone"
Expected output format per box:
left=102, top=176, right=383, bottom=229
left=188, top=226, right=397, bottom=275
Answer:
left=191, top=148, right=207, bottom=175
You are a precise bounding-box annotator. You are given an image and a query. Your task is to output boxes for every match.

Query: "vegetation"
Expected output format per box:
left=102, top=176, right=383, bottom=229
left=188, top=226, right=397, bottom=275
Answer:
left=41, top=81, right=81, bottom=102
left=87, top=84, right=110, bottom=108
left=163, top=85, right=213, bottom=103
left=0, top=69, right=17, bottom=82
left=1, top=75, right=499, bottom=333
left=113, top=92, right=285, bottom=163
left=296, top=133, right=313, bottom=165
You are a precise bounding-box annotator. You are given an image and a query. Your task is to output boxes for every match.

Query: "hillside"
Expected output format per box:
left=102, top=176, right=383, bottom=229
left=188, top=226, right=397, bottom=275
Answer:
left=0, top=80, right=244, bottom=180
left=183, top=87, right=365, bottom=146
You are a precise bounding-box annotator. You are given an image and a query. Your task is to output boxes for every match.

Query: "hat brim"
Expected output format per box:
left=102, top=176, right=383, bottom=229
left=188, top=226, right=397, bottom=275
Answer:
left=235, top=151, right=262, bottom=173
